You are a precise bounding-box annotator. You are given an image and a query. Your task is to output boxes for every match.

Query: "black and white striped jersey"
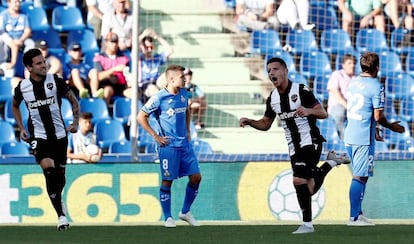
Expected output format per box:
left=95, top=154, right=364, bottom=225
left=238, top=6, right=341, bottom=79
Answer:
left=14, top=74, right=71, bottom=141
left=264, top=82, right=325, bottom=156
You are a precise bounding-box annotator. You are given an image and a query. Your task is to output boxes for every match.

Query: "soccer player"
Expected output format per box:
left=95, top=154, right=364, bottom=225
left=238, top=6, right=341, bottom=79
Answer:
left=344, top=52, right=405, bottom=226
left=12, top=48, right=80, bottom=231
left=239, top=57, right=350, bottom=234
left=137, top=64, right=201, bottom=228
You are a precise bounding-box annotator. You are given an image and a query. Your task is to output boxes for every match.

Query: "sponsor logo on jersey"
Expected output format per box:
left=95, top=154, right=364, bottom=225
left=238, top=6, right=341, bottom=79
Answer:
left=28, top=96, right=55, bottom=109
left=46, top=82, right=54, bottom=90
left=278, top=111, right=297, bottom=120
left=291, top=94, right=298, bottom=102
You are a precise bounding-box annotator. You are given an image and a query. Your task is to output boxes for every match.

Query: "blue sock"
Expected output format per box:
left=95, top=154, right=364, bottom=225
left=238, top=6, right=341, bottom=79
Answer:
left=160, top=185, right=171, bottom=220
left=349, top=178, right=366, bottom=220
left=181, top=182, right=199, bottom=214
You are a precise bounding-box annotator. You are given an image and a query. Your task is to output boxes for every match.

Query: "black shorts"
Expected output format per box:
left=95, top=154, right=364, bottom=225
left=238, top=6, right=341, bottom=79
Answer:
left=30, top=137, right=68, bottom=166
left=290, top=142, right=322, bottom=179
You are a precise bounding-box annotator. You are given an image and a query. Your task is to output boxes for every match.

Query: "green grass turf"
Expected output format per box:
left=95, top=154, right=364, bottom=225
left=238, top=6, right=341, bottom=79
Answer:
left=1, top=225, right=413, bottom=244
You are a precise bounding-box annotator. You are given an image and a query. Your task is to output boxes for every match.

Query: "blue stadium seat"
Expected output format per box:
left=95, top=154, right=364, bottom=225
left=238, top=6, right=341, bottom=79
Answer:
left=79, top=98, right=111, bottom=125
left=383, top=120, right=411, bottom=148
left=300, top=51, right=332, bottom=79
left=94, top=119, right=126, bottom=149
left=321, top=29, right=354, bottom=55
left=317, top=117, right=340, bottom=142
left=0, top=77, right=12, bottom=103
left=288, top=72, right=308, bottom=85
left=383, top=98, right=399, bottom=121
left=51, top=6, right=85, bottom=32
left=378, top=50, right=403, bottom=78
left=400, top=98, right=414, bottom=123
left=21, top=6, right=49, bottom=31
left=385, top=72, right=414, bottom=100
left=266, top=50, right=296, bottom=73
left=375, top=141, right=389, bottom=152
left=250, top=29, right=282, bottom=55
left=191, top=139, right=213, bottom=154
left=32, top=29, right=64, bottom=54
left=4, top=99, right=29, bottom=127
left=355, top=29, right=389, bottom=53
left=67, top=29, right=99, bottom=55
left=113, top=97, right=142, bottom=125
left=405, top=49, right=414, bottom=77
left=224, top=0, right=236, bottom=8
left=390, top=28, right=412, bottom=55
left=61, top=98, right=73, bottom=127
left=0, top=121, right=16, bottom=146
left=144, top=143, right=158, bottom=154
left=285, top=29, right=318, bottom=56
left=83, top=51, right=99, bottom=67
left=108, top=140, right=132, bottom=154
left=1, top=141, right=29, bottom=156
left=313, top=74, right=331, bottom=102
left=309, top=4, right=339, bottom=31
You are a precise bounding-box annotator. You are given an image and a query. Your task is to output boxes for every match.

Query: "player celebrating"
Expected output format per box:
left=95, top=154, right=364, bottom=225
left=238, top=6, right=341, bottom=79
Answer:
left=12, top=48, right=80, bottom=230
left=344, top=52, right=405, bottom=226
left=137, top=64, right=201, bottom=228
left=239, top=57, right=350, bottom=234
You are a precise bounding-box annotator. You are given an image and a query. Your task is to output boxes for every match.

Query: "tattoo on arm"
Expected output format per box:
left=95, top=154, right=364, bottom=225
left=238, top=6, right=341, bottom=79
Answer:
left=66, top=90, right=80, bottom=124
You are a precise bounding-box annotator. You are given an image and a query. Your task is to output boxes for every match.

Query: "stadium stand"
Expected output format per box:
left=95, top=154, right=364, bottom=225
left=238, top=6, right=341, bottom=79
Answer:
left=0, top=121, right=16, bottom=146
left=0, top=77, right=12, bottom=103
left=109, top=140, right=132, bottom=154
left=250, top=29, right=282, bottom=55
left=79, top=98, right=111, bottom=125
left=94, top=119, right=126, bottom=150
left=66, top=29, right=100, bottom=55
left=51, top=6, right=85, bottom=32
left=385, top=72, right=414, bottom=100
left=300, top=51, right=332, bottom=80
left=285, top=29, right=319, bottom=56
left=21, top=6, right=50, bottom=31
left=0, top=141, right=30, bottom=156
left=320, top=28, right=354, bottom=55
left=378, top=50, right=403, bottom=78
left=355, top=28, right=389, bottom=54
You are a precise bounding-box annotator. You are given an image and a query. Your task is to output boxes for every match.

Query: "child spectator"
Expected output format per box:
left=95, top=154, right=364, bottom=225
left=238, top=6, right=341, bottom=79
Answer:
left=184, top=68, right=207, bottom=129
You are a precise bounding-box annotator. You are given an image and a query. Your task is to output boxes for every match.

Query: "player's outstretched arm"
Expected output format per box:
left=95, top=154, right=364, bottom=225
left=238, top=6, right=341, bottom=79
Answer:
left=239, top=116, right=274, bottom=131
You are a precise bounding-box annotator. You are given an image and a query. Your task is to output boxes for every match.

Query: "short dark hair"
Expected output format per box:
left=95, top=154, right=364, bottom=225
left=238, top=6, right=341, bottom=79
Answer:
left=266, top=57, right=288, bottom=70
left=80, top=112, right=93, bottom=120
left=342, top=54, right=356, bottom=64
left=360, top=52, right=379, bottom=74
left=23, top=48, right=42, bottom=67
left=141, top=36, right=154, bottom=44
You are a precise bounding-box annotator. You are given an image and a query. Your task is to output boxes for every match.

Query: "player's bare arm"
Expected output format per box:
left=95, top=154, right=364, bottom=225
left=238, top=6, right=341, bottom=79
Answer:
left=11, top=98, right=29, bottom=141
left=239, top=116, right=274, bottom=131
left=296, top=104, right=328, bottom=119
left=137, top=110, right=169, bottom=146
left=374, top=109, right=405, bottom=133
left=65, top=89, right=80, bottom=133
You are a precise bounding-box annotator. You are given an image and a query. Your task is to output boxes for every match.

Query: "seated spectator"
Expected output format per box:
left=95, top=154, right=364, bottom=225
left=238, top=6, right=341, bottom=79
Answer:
left=93, top=32, right=129, bottom=104
left=33, top=40, right=63, bottom=76
left=86, top=0, right=124, bottom=40
left=184, top=68, right=207, bottom=130
left=123, top=28, right=173, bottom=102
left=382, top=0, right=413, bottom=30
left=235, top=0, right=280, bottom=31
left=277, top=0, right=314, bottom=30
left=0, top=0, right=34, bottom=78
left=327, top=54, right=356, bottom=139
left=33, top=0, right=77, bottom=8
left=64, top=42, right=100, bottom=99
left=338, top=0, right=385, bottom=35
left=67, top=112, right=102, bottom=164
left=101, top=0, right=133, bottom=51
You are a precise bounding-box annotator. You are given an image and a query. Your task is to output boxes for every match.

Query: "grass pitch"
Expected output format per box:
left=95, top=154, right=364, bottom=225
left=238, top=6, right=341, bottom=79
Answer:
left=0, top=224, right=413, bottom=244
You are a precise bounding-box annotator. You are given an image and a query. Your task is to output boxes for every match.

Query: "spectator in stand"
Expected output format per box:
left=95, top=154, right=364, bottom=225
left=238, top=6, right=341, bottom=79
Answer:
left=277, top=0, right=315, bottom=30
left=67, top=112, right=102, bottom=164
left=327, top=54, right=356, bottom=140
left=338, top=0, right=386, bottom=35
left=123, top=28, right=174, bottom=102
left=100, top=0, right=133, bottom=51
left=0, top=0, right=34, bottom=78
left=86, top=0, right=115, bottom=40
left=235, top=0, right=280, bottom=31
left=184, top=68, right=207, bottom=130
left=33, top=0, right=77, bottom=8
left=382, top=0, right=413, bottom=30
left=33, top=40, right=63, bottom=76
left=64, top=42, right=100, bottom=99
left=93, top=31, right=129, bottom=104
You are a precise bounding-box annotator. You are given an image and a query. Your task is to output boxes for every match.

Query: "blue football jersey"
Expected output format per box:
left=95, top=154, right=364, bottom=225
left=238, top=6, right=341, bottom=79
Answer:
left=344, top=76, right=384, bottom=145
left=141, top=87, right=189, bottom=147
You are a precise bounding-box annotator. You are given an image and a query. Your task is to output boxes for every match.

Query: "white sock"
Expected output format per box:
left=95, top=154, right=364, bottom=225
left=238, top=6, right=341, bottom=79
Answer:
left=326, top=160, right=337, bottom=167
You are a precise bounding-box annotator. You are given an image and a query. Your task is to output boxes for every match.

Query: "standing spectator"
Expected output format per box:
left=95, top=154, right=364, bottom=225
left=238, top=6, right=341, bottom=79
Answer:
left=93, top=31, right=129, bottom=103
left=12, top=48, right=80, bottom=230
left=239, top=57, right=350, bottom=234
left=344, top=52, right=405, bottom=226
left=235, top=0, right=280, bottom=31
left=184, top=68, right=207, bottom=129
left=123, top=28, right=174, bottom=102
left=382, top=0, right=413, bottom=30
left=34, top=40, right=63, bottom=76
left=137, top=64, right=202, bottom=228
left=277, top=0, right=315, bottom=30
left=64, top=42, right=100, bottom=99
left=338, top=0, right=386, bottom=35
left=327, top=54, right=356, bottom=139
left=67, top=112, right=102, bottom=164
left=100, top=0, right=133, bottom=51
left=0, top=0, right=34, bottom=77
left=86, top=0, right=115, bottom=40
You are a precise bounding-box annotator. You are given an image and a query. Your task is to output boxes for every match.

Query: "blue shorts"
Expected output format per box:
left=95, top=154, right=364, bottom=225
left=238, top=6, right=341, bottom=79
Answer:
left=158, top=144, right=200, bottom=180
left=346, top=144, right=375, bottom=177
